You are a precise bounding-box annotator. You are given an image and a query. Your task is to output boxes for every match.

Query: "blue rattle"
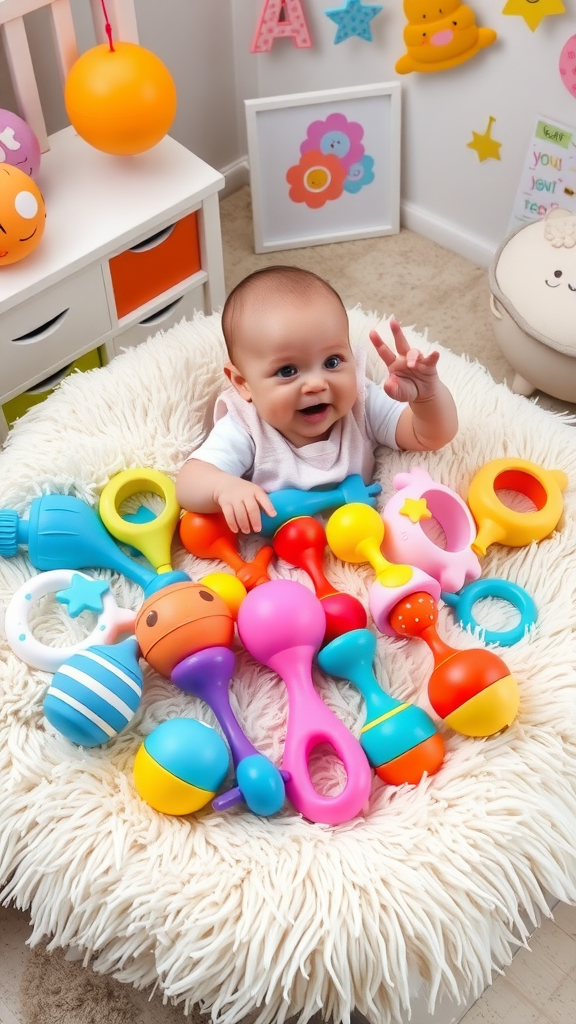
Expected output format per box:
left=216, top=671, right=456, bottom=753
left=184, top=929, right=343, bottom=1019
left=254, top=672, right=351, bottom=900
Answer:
left=441, top=578, right=537, bottom=647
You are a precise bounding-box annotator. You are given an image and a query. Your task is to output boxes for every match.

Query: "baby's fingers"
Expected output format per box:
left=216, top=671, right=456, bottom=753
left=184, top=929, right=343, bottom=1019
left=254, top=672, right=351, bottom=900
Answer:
left=389, top=318, right=411, bottom=356
left=256, top=489, right=277, bottom=520
left=369, top=329, right=395, bottom=366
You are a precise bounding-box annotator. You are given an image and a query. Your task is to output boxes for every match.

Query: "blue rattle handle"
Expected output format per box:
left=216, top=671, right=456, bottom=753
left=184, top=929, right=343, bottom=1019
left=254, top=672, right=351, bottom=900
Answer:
left=258, top=475, right=382, bottom=537
left=442, top=578, right=537, bottom=647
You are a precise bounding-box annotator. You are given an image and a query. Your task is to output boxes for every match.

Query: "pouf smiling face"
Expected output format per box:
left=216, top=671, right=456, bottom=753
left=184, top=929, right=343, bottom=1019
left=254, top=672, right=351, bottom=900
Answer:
left=396, top=0, right=497, bottom=74
left=492, top=209, right=576, bottom=357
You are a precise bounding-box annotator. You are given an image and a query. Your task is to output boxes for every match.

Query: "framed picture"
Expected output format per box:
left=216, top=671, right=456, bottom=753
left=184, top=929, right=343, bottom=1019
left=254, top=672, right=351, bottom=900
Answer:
left=245, top=82, right=401, bottom=253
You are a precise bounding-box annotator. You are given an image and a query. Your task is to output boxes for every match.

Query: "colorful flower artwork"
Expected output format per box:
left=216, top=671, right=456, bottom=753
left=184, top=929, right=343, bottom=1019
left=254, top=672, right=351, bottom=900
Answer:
left=286, top=112, right=375, bottom=208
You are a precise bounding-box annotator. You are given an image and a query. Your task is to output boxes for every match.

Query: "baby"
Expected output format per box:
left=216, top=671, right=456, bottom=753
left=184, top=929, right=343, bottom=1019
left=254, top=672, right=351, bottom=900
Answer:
left=176, top=266, right=458, bottom=533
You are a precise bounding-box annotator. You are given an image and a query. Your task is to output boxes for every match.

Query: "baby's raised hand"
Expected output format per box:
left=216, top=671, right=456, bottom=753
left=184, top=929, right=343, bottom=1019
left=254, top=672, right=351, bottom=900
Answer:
left=214, top=476, right=276, bottom=535
left=369, top=318, right=440, bottom=404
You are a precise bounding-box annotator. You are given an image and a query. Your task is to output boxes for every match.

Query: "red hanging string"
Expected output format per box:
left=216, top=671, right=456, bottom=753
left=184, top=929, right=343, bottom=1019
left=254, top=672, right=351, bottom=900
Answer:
left=99, top=0, right=115, bottom=52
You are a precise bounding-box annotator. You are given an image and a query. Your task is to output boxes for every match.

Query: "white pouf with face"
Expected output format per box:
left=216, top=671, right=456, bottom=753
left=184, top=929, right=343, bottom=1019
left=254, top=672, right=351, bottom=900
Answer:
left=489, top=209, right=576, bottom=399
left=493, top=210, right=576, bottom=356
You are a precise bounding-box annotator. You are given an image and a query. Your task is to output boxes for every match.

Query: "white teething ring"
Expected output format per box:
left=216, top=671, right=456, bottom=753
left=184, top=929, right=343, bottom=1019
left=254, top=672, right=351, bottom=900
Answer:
left=4, top=570, right=137, bottom=672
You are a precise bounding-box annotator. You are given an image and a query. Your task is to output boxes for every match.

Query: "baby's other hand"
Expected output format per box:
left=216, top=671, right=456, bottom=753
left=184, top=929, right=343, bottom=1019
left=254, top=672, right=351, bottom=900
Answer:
left=369, top=318, right=441, bottom=404
left=213, top=477, right=276, bottom=534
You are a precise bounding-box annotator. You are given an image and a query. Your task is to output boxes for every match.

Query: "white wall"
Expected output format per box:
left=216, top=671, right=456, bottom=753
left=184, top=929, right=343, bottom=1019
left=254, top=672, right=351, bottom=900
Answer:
left=231, top=0, right=576, bottom=264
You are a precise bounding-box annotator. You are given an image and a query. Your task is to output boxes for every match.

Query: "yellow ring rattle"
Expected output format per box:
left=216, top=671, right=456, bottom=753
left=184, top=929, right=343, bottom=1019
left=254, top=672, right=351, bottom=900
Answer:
left=99, top=468, right=181, bottom=574
left=468, top=458, right=568, bottom=556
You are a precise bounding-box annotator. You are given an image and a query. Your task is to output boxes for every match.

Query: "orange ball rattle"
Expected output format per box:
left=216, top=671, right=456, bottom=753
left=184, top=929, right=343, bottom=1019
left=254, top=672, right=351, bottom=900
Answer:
left=65, top=41, right=177, bottom=156
left=0, top=165, right=45, bottom=266
left=326, top=504, right=519, bottom=737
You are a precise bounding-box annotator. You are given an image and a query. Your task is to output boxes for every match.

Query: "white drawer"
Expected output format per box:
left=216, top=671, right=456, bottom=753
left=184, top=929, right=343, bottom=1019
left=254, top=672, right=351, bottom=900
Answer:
left=110, top=286, right=205, bottom=356
left=0, top=265, right=111, bottom=399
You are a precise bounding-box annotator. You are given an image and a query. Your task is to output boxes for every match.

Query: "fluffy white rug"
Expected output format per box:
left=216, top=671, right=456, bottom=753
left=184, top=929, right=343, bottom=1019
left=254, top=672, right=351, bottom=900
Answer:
left=1, top=308, right=576, bottom=1024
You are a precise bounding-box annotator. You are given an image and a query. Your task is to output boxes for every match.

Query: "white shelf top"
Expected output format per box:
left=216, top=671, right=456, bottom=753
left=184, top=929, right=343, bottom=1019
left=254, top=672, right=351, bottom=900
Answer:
left=0, top=127, right=225, bottom=313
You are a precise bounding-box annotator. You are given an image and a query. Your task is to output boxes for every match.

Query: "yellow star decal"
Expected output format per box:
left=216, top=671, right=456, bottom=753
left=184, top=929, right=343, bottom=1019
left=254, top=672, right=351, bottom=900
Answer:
left=399, top=497, right=432, bottom=524
left=502, top=0, right=565, bottom=33
left=467, top=116, right=502, bottom=162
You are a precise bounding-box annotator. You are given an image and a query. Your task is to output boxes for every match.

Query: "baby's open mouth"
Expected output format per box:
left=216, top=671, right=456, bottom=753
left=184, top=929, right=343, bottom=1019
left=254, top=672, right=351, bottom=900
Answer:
left=299, top=403, right=328, bottom=417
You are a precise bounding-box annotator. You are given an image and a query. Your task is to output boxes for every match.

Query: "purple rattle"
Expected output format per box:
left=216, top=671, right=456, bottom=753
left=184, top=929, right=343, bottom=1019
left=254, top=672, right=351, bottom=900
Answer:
left=171, top=647, right=288, bottom=817
left=237, top=579, right=372, bottom=825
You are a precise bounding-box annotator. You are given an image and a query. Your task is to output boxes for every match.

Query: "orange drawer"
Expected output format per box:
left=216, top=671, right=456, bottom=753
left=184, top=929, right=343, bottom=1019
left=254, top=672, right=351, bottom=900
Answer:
left=109, top=211, right=201, bottom=320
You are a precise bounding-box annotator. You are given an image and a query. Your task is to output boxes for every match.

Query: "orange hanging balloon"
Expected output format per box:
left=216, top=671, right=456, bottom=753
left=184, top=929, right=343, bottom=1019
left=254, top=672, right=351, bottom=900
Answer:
left=64, top=41, right=177, bottom=156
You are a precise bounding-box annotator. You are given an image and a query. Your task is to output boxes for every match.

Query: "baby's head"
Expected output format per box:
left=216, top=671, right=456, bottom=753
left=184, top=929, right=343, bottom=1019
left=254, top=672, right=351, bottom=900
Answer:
left=221, top=266, right=357, bottom=448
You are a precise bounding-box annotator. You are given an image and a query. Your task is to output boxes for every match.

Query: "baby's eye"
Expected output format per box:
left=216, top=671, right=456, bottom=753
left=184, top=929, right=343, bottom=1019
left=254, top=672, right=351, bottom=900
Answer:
left=324, top=355, right=342, bottom=370
left=276, top=364, right=297, bottom=378
left=554, top=270, right=563, bottom=278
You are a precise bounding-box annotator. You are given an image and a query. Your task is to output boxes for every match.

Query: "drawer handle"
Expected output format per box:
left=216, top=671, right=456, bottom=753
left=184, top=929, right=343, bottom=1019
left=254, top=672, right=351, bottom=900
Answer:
left=139, top=297, right=183, bottom=326
left=26, top=363, right=74, bottom=394
left=129, top=224, right=175, bottom=253
left=12, top=309, right=70, bottom=344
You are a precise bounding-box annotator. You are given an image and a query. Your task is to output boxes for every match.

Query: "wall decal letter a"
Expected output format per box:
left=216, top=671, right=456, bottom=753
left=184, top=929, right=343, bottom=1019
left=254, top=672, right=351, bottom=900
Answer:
left=250, top=0, right=313, bottom=53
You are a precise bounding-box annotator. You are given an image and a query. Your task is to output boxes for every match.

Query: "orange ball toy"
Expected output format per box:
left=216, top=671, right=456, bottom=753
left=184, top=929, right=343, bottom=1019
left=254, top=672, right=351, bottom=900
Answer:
left=64, top=42, right=177, bottom=156
left=135, top=581, right=234, bottom=678
left=0, top=165, right=45, bottom=266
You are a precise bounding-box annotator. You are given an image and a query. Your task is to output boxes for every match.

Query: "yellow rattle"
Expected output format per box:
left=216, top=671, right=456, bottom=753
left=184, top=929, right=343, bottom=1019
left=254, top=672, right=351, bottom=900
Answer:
left=468, top=458, right=568, bottom=557
left=99, top=468, right=181, bottom=574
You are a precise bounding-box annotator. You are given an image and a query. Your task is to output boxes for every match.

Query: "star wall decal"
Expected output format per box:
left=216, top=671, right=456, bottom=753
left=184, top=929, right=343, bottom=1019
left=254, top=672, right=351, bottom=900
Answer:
left=502, top=0, right=566, bottom=33
left=325, top=0, right=383, bottom=43
left=467, top=116, right=502, bottom=162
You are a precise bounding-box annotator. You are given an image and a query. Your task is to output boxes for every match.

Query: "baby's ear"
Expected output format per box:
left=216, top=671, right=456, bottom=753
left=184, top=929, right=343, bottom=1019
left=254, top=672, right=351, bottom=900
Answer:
left=224, top=362, right=252, bottom=402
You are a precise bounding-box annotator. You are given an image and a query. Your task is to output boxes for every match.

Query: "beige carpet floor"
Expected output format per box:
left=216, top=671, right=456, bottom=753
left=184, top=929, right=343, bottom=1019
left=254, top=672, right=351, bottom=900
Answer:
left=12, top=186, right=575, bottom=1024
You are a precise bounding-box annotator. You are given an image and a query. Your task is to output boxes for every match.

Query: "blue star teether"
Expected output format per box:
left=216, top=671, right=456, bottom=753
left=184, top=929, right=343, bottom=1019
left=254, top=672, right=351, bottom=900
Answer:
left=325, top=0, right=383, bottom=43
left=56, top=573, right=110, bottom=617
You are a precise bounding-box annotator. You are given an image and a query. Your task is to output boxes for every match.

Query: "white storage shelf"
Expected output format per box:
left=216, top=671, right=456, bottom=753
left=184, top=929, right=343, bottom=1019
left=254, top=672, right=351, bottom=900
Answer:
left=0, top=125, right=226, bottom=440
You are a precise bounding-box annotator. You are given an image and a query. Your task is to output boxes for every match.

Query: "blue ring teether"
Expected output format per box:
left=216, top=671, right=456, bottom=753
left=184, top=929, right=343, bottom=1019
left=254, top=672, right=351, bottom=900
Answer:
left=441, top=578, right=537, bottom=647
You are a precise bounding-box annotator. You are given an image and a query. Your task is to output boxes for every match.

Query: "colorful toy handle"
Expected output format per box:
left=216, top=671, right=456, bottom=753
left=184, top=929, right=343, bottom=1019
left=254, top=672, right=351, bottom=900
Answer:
left=237, top=579, right=372, bottom=824
left=441, top=577, right=537, bottom=647
left=258, top=474, right=382, bottom=536
left=171, top=647, right=287, bottom=817
left=99, top=468, right=181, bottom=574
left=279, top=661, right=372, bottom=825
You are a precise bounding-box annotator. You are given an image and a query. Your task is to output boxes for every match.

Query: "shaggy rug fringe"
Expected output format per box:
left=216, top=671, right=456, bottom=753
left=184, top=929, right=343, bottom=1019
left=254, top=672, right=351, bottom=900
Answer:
left=1, top=308, right=576, bottom=1024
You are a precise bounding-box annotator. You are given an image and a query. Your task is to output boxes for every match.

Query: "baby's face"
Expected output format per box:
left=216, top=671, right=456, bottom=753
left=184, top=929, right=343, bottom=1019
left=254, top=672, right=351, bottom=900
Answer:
left=227, top=290, right=357, bottom=448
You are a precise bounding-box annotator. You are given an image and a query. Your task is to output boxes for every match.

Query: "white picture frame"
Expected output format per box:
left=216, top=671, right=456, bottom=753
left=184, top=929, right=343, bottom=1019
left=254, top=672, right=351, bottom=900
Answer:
left=245, top=82, right=401, bottom=254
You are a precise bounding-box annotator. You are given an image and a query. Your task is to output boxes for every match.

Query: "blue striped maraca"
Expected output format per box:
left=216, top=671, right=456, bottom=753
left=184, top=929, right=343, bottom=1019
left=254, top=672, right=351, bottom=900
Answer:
left=43, top=637, right=143, bottom=747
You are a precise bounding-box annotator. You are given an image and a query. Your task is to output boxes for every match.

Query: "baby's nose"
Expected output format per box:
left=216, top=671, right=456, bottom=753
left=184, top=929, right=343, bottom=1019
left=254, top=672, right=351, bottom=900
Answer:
left=302, top=371, right=328, bottom=392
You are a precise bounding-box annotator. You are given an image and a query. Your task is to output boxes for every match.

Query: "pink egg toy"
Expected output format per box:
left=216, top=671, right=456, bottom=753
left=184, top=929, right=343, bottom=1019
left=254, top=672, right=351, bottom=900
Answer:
left=559, top=35, right=576, bottom=100
left=0, top=109, right=41, bottom=178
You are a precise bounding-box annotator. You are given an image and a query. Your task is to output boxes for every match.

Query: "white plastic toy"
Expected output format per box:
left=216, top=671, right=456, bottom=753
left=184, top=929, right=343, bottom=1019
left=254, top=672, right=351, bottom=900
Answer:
left=5, top=569, right=136, bottom=672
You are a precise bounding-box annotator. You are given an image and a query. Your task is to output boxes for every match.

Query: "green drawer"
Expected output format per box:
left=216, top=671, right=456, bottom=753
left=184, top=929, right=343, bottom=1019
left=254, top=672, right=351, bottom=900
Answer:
left=2, top=348, right=102, bottom=428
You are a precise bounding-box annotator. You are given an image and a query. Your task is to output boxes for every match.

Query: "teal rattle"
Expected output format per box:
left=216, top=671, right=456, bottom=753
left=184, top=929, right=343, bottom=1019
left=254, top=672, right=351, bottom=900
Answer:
left=441, top=578, right=537, bottom=647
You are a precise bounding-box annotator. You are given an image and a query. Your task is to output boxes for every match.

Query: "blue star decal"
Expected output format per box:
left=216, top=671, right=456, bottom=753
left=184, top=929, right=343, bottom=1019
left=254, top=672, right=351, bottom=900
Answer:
left=56, top=574, right=110, bottom=618
left=325, top=0, right=383, bottom=43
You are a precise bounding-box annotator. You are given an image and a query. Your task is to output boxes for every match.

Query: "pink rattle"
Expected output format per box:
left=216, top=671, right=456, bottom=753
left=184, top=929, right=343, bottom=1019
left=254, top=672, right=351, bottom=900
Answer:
left=237, top=579, right=372, bottom=825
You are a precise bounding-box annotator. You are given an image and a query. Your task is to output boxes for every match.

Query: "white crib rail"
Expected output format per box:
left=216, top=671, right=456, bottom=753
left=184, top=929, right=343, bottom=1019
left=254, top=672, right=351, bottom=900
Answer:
left=0, top=0, right=139, bottom=153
